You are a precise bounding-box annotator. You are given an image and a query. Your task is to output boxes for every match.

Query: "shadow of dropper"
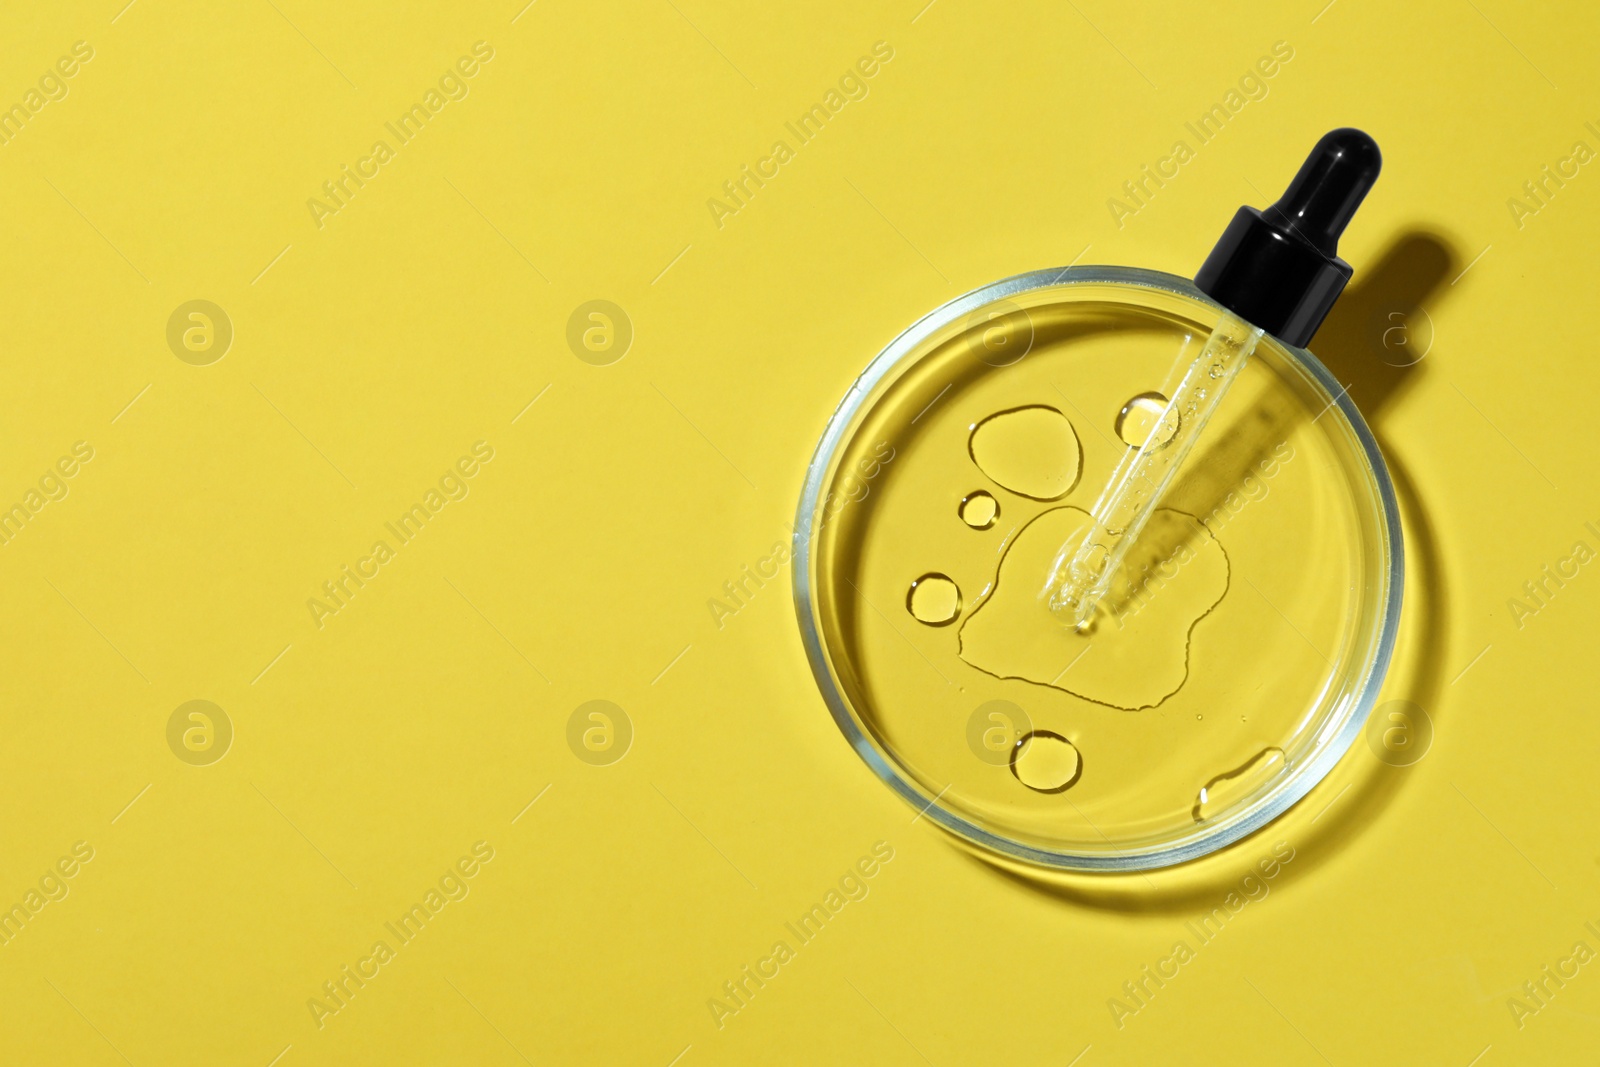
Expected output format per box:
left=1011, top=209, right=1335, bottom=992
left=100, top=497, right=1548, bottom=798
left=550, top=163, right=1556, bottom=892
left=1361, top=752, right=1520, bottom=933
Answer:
left=1315, top=229, right=1454, bottom=417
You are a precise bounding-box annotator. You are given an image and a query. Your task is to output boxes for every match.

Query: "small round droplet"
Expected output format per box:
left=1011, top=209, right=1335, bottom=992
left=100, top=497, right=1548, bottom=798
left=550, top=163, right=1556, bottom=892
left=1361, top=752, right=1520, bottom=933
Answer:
left=1010, top=730, right=1081, bottom=793
left=959, top=491, right=999, bottom=529
left=906, top=573, right=961, bottom=625
left=1115, top=392, right=1179, bottom=449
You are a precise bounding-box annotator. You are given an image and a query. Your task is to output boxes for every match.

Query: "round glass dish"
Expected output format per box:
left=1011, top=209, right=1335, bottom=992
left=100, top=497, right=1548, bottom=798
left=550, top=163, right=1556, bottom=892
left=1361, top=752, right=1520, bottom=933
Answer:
left=793, top=266, right=1402, bottom=871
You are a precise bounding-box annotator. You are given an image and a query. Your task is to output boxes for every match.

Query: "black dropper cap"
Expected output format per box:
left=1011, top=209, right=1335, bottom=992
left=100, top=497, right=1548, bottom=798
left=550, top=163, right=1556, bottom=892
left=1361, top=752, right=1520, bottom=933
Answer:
left=1194, top=128, right=1381, bottom=348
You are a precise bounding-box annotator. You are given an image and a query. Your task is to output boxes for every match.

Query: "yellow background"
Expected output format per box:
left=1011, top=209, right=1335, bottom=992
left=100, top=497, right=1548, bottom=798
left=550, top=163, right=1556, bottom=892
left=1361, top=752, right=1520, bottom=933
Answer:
left=0, top=0, right=1594, bottom=1063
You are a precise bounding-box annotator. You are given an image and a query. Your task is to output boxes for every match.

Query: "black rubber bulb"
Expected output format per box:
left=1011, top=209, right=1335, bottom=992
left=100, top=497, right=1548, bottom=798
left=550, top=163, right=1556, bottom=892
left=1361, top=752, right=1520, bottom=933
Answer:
left=1194, top=128, right=1382, bottom=347
left=1267, top=129, right=1382, bottom=255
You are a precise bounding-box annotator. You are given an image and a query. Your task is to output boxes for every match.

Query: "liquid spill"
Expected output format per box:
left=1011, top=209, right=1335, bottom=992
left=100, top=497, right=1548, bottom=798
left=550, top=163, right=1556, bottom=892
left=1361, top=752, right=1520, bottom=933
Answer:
left=1115, top=391, right=1179, bottom=448
left=958, top=506, right=1229, bottom=710
left=906, top=573, right=961, bottom=625
left=959, top=490, right=999, bottom=529
left=1192, top=747, right=1285, bottom=821
left=968, top=406, right=1081, bottom=500
left=1010, top=730, right=1081, bottom=793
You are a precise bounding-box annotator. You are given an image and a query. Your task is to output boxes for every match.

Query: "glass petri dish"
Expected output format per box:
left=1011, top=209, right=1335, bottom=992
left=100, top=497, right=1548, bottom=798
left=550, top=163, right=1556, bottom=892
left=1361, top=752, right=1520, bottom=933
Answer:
left=793, top=266, right=1402, bottom=871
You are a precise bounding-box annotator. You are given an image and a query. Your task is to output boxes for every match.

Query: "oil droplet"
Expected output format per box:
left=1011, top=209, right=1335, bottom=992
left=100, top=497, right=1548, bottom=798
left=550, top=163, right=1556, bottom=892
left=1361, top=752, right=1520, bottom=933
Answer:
left=968, top=406, right=1081, bottom=500
left=1192, top=747, right=1285, bottom=821
left=906, top=573, right=961, bottom=625
left=1010, top=730, right=1082, bottom=793
left=959, top=490, right=999, bottom=530
left=1115, top=392, right=1179, bottom=449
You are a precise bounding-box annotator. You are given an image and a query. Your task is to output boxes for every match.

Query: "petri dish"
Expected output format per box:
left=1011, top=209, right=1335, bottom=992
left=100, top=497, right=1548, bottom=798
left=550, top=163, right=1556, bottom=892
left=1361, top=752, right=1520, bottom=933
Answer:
left=792, top=266, right=1402, bottom=871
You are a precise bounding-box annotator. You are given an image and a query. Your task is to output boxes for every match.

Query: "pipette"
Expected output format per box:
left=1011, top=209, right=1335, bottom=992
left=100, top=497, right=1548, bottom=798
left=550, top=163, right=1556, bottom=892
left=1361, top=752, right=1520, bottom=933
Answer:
left=1046, top=128, right=1382, bottom=628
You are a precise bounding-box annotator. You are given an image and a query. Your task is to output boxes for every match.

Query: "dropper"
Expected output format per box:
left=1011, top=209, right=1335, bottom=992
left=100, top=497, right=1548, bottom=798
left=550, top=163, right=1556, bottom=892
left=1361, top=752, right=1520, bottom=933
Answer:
left=1046, top=128, right=1382, bottom=628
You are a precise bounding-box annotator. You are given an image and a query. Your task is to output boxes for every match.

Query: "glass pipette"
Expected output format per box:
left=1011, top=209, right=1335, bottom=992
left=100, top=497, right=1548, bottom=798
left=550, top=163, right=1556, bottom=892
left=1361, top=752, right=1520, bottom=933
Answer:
left=1044, top=128, right=1383, bottom=628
